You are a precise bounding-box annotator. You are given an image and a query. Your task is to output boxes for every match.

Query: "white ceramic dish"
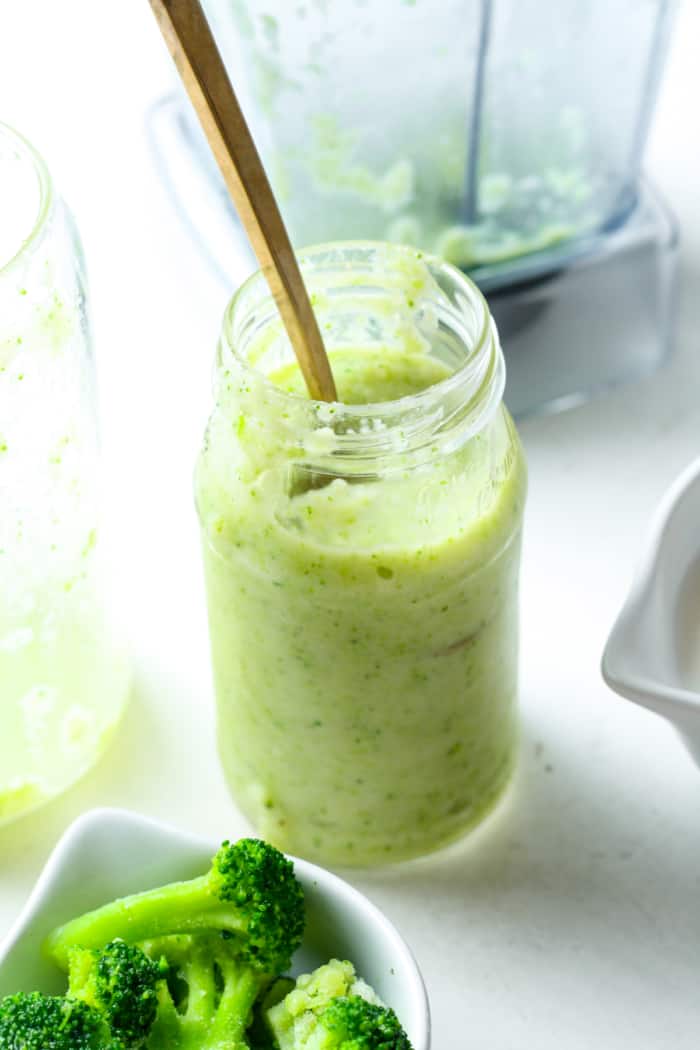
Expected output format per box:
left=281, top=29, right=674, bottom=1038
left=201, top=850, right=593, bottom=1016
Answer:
left=602, top=456, right=700, bottom=766
left=0, top=808, right=430, bottom=1049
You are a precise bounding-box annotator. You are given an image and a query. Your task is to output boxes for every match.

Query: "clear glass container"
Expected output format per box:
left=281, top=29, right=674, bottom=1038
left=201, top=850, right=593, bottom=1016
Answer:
left=195, top=241, right=527, bottom=865
left=194, top=0, right=677, bottom=284
left=0, top=124, right=129, bottom=824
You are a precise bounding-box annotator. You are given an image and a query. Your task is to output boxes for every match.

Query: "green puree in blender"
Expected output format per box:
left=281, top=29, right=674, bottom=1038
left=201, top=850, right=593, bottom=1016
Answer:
left=197, top=327, right=525, bottom=864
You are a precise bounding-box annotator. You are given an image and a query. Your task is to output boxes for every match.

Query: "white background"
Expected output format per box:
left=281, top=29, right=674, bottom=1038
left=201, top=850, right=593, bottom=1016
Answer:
left=1, top=2, right=699, bottom=1047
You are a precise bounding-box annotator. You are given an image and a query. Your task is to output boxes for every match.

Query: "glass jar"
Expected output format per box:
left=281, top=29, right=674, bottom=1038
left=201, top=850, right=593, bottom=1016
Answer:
left=0, top=124, right=129, bottom=824
left=195, top=241, right=527, bottom=865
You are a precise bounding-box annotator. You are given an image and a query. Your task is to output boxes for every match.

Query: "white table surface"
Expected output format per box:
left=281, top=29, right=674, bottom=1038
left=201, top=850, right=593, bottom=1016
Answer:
left=1, top=3, right=699, bottom=1047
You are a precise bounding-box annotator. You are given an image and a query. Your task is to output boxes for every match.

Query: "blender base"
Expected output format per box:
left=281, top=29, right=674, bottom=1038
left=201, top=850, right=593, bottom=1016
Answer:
left=487, top=181, right=679, bottom=419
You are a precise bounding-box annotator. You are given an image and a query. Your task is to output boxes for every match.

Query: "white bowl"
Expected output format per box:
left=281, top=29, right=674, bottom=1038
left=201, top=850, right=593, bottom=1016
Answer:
left=0, top=808, right=430, bottom=1049
left=602, top=456, right=700, bottom=766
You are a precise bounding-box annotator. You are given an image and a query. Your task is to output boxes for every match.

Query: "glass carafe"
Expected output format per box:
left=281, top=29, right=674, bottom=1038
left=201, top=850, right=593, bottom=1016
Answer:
left=0, top=124, right=129, bottom=824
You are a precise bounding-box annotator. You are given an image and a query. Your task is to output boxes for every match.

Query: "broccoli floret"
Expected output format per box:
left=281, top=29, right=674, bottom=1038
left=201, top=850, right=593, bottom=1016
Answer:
left=139, top=932, right=272, bottom=1050
left=0, top=990, right=121, bottom=1050
left=264, top=963, right=413, bottom=1050
left=265, top=960, right=379, bottom=1049
left=47, top=839, right=305, bottom=976
left=313, top=997, right=413, bottom=1050
left=67, top=939, right=167, bottom=1048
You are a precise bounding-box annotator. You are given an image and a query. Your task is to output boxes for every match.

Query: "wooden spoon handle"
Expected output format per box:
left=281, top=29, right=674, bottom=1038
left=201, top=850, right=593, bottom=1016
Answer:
left=149, top=0, right=338, bottom=402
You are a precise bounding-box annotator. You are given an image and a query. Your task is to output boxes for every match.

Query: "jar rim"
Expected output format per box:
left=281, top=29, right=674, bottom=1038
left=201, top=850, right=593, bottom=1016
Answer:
left=0, top=123, right=55, bottom=278
left=220, top=240, right=504, bottom=433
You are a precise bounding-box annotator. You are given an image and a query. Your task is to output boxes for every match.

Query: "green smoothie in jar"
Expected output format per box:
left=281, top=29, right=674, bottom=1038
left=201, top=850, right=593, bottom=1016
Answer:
left=195, top=241, right=526, bottom=865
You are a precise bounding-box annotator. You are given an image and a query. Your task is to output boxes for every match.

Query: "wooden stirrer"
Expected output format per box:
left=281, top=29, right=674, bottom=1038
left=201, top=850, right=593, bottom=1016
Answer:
left=148, top=0, right=338, bottom=401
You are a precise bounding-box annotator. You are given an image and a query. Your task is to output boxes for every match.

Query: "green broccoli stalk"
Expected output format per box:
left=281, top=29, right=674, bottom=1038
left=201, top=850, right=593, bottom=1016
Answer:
left=67, top=939, right=167, bottom=1048
left=248, top=977, right=296, bottom=1050
left=140, top=932, right=272, bottom=1050
left=46, top=839, right=305, bottom=975
left=0, top=990, right=122, bottom=1050
left=263, top=962, right=413, bottom=1050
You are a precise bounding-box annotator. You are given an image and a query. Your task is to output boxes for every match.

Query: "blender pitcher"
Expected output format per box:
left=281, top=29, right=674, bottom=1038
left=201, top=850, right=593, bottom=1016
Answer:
left=195, top=0, right=678, bottom=283
left=150, top=0, right=679, bottom=415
